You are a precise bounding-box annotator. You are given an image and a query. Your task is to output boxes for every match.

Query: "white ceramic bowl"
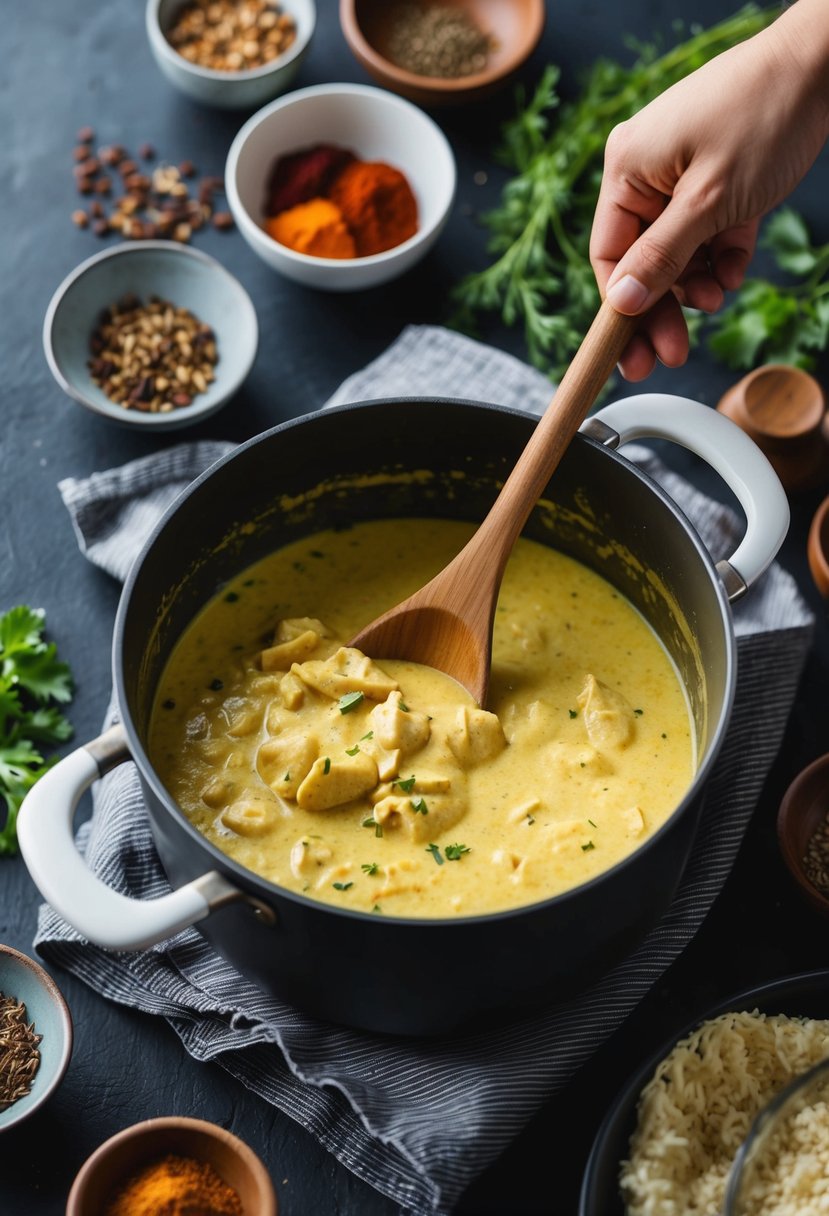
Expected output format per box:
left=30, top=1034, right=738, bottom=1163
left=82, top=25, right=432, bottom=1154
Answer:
left=146, top=0, right=316, bottom=110
left=43, top=242, right=259, bottom=431
left=225, top=82, right=457, bottom=291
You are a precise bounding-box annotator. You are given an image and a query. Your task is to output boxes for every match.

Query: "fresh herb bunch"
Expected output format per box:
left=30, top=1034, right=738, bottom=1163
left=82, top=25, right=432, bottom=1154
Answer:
left=708, top=208, right=829, bottom=369
left=451, top=6, right=777, bottom=379
left=0, top=606, right=74, bottom=854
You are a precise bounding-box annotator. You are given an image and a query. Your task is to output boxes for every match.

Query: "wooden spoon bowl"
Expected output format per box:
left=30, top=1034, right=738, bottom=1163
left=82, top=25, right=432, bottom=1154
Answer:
left=350, top=301, right=636, bottom=705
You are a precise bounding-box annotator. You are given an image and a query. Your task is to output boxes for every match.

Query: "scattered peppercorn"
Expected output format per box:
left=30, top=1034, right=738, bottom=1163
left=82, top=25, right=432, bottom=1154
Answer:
left=88, top=295, right=219, bottom=414
left=70, top=133, right=233, bottom=242
left=165, top=0, right=297, bottom=72
left=385, top=2, right=494, bottom=79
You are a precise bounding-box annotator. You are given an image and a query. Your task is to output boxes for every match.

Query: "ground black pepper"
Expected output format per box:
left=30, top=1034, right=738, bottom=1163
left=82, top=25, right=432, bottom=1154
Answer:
left=385, top=2, right=493, bottom=78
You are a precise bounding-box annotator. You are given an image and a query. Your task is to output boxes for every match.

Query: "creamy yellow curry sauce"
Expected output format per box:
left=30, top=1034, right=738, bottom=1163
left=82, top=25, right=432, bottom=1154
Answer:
left=149, top=518, right=694, bottom=918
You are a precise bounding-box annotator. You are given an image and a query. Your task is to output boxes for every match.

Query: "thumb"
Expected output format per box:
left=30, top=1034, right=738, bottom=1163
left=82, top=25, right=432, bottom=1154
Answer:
left=605, top=198, right=714, bottom=315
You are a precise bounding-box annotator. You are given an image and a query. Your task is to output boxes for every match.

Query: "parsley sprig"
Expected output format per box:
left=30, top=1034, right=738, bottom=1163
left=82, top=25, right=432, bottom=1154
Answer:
left=0, top=607, right=74, bottom=855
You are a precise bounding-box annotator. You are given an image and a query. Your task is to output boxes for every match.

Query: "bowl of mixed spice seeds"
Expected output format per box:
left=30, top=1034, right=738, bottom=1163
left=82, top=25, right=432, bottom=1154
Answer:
left=340, top=0, right=545, bottom=106
left=0, top=944, right=73, bottom=1133
left=43, top=242, right=258, bottom=430
left=146, top=0, right=316, bottom=109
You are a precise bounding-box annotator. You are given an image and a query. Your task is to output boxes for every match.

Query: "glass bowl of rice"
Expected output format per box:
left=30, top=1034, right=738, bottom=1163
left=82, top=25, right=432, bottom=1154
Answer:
left=723, top=1054, right=829, bottom=1215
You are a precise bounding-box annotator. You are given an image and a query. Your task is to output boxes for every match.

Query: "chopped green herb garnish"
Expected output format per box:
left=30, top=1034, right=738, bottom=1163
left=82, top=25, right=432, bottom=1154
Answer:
left=445, top=843, right=470, bottom=861
left=581, top=841, right=595, bottom=852
left=394, top=775, right=416, bottom=793
left=362, top=816, right=383, bottom=838
left=209, top=678, right=224, bottom=691
left=372, top=904, right=382, bottom=913
left=634, top=708, right=644, bottom=716
left=568, top=709, right=577, bottom=719
left=527, top=814, right=535, bottom=825
left=224, top=591, right=239, bottom=603
left=579, top=762, right=586, bottom=768
left=588, top=818, right=597, bottom=828
left=661, top=732, right=667, bottom=739
left=338, top=691, right=365, bottom=714
left=399, top=702, right=410, bottom=712
left=425, top=842, right=444, bottom=865
left=360, top=731, right=374, bottom=741
left=346, top=745, right=360, bottom=756
left=361, top=862, right=379, bottom=876
left=283, top=772, right=291, bottom=782
left=162, top=698, right=175, bottom=710
left=333, top=881, right=353, bottom=891
left=309, top=550, right=325, bottom=559
left=411, top=797, right=428, bottom=815
left=323, top=757, right=331, bottom=774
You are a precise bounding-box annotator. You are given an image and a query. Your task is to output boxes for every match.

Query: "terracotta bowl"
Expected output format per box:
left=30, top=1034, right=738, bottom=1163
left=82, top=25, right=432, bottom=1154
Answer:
left=808, top=493, right=829, bottom=598
left=339, top=0, right=546, bottom=106
left=66, top=1116, right=277, bottom=1216
left=777, top=753, right=829, bottom=917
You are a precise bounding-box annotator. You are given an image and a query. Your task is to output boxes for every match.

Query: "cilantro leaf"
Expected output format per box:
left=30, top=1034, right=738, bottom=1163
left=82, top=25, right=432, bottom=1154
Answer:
left=0, top=607, right=74, bottom=853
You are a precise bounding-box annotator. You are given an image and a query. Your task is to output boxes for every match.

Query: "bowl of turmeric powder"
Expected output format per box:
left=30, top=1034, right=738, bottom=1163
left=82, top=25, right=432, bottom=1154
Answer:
left=225, top=82, right=456, bottom=290
left=66, top=1115, right=277, bottom=1216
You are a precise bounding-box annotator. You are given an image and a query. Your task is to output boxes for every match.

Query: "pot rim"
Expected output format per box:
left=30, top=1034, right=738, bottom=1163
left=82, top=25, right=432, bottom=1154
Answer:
left=113, top=396, right=737, bottom=928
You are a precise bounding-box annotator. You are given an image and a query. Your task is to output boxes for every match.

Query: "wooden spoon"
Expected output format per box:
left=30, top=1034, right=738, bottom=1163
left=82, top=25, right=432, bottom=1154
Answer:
left=350, top=299, right=637, bottom=706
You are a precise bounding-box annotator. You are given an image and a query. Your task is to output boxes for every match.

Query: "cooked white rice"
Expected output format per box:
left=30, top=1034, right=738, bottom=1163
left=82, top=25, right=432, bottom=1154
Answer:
left=619, top=1009, right=829, bottom=1215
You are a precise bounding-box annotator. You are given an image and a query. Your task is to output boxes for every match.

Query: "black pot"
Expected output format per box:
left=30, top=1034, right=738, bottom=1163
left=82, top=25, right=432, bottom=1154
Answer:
left=18, top=396, right=788, bottom=1035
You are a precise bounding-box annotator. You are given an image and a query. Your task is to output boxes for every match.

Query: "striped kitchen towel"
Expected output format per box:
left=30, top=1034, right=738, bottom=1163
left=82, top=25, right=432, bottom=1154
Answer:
left=37, top=325, right=813, bottom=1216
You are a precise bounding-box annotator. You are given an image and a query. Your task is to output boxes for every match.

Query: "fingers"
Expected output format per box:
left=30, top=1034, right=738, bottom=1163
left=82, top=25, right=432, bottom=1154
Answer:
left=617, top=293, right=689, bottom=380
left=708, top=219, right=760, bottom=290
left=603, top=196, right=715, bottom=316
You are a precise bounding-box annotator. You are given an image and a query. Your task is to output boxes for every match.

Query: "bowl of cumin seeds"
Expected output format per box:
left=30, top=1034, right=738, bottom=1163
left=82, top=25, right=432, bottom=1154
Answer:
left=0, top=944, right=73, bottom=1132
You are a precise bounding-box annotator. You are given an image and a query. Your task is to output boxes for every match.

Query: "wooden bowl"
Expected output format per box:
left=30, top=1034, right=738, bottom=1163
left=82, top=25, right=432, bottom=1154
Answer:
left=808, top=493, right=829, bottom=598
left=777, top=753, right=829, bottom=917
left=66, top=1115, right=277, bottom=1216
left=339, top=0, right=546, bottom=107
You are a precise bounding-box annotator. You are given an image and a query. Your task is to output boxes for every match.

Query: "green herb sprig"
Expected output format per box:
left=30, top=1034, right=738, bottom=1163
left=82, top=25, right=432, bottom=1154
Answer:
left=451, top=7, right=777, bottom=380
left=0, top=607, right=74, bottom=854
left=707, top=208, right=829, bottom=369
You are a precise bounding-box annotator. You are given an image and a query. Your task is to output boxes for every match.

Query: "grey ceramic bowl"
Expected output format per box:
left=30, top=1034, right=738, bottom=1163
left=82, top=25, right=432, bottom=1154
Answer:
left=0, top=944, right=73, bottom=1133
left=43, top=242, right=258, bottom=431
left=146, top=0, right=316, bottom=110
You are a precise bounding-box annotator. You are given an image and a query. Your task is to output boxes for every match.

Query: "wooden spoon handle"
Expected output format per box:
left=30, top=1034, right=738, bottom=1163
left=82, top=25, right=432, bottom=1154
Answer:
left=473, top=300, right=637, bottom=565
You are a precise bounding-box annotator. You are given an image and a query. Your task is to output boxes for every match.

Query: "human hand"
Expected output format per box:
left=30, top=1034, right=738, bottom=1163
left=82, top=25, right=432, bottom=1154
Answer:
left=590, top=1, right=829, bottom=380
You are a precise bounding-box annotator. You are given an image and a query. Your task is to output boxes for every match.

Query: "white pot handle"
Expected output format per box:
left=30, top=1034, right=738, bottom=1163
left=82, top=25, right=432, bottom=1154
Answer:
left=582, top=393, right=790, bottom=601
left=17, top=725, right=273, bottom=950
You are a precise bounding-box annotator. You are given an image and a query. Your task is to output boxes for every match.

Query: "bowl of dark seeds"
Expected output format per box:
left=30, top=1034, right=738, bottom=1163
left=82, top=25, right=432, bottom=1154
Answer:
left=43, top=242, right=258, bottom=430
left=340, top=0, right=545, bottom=106
left=777, top=753, right=829, bottom=917
left=0, top=944, right=73, bottom=1133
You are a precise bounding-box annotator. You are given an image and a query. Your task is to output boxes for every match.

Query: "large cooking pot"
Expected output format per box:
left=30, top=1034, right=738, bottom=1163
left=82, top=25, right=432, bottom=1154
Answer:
left=18, top=395, right=788, bottom=1035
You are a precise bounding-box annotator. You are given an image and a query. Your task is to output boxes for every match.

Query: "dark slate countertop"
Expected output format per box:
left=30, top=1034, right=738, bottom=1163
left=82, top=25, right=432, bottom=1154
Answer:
left=2, top=1, right=829, bottom=1212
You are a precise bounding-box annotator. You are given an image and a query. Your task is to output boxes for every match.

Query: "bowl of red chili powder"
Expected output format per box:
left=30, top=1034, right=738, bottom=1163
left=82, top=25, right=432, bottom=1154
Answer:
left=225, top=82, right=456, bottom=290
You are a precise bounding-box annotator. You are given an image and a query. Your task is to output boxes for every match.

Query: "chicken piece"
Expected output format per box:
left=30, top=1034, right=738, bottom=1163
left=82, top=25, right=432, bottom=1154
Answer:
left=576, top=674, right=635, bottom=750
left=296, top=751, right=379, bottom=812
left=621, top=805, right=646, bottom=836
left=222, top=696, right=261, bottom=738
left=372, top=785, right=467, bottom=842
left=276, top=617, right=332, bottom=642
left=279, top=671, right=305, bottom=711
left=359, top=737, right=401, bottom=781
left=374, top=858, right=425, bottom=900
left=545, top=818, right=596, bottom=856
left=447, top=706, right=506, bottom=767
left=370, top=691, right=430, bottom=756
left=547, top=742, right=613, bottom=780
left=220, top=789, right=279, bottom=837
left=290, top=836, right=332, bottom=880
left=506, top=798, right=541, bottom=825
left=292, top=647, right=398, bottom=702
left=200, top=774, right=239, bottom=809
left=260, top=629, right=321, bottom=672
left=257, top=734, right=319, bottom=799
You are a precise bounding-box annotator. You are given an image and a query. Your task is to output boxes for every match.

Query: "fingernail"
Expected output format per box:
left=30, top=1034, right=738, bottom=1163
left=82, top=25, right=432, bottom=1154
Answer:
left=607, top=274, right=650, bottom=313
